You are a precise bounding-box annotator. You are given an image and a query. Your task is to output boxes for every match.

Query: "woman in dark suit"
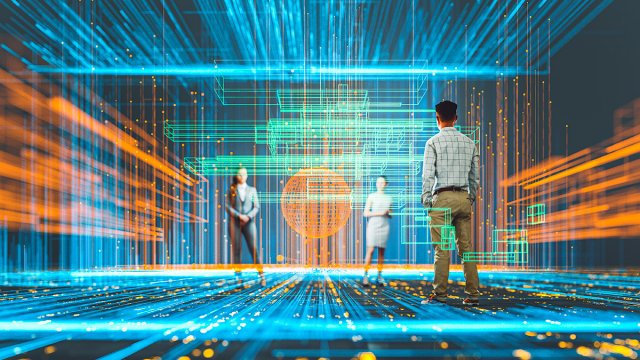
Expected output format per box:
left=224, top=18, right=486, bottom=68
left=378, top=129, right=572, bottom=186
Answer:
left=225, top=167, right=265, bottom=286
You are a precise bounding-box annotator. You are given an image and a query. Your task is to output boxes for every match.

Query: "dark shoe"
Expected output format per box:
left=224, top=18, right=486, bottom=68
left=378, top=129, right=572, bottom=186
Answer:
left=421, top=293, right=447, bottom=304
left=463, top=297, right=479, bottom=306
left=362, top=276, right=370, bottom=287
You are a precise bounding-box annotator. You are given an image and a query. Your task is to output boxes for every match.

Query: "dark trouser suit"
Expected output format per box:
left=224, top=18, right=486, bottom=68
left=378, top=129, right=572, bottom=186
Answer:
left=229, top=219, right=262, bottom=267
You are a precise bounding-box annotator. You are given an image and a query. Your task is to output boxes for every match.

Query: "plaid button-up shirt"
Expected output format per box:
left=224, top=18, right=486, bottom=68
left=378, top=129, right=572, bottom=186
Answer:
left=421, top=126, right=480, bottom=207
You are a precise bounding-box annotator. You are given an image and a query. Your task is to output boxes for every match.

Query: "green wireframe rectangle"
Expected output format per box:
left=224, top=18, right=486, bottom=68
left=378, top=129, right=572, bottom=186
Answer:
left=526, top=204, right=546, bottom=225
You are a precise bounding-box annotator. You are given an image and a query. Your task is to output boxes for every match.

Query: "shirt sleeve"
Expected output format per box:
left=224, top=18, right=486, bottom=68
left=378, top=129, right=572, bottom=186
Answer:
left=363, top=194, right=372, bottom=216
left=246, top=188, right=260, bottom=219
left=225, top=187, right=241, bottom=218
left=421, top=140, right=437, bottom=207
left=468, top=142, right=480, bottom=203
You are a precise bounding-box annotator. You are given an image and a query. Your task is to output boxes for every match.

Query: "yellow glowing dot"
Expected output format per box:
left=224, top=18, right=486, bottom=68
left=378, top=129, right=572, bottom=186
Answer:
left=177, top=357, right=190, bottom=360
left=183, top=335, right=195, bottom=344
left=359, top=352, right=376, bottom=360
left=44, top=346, right=56, bottom=354
left=440, top=342, right=449, bottom=349
left=203, top=348, right=214, bottom=358
left=576, top=346, right=594, bottom=357
left=512, top=349, right=531, bottom=360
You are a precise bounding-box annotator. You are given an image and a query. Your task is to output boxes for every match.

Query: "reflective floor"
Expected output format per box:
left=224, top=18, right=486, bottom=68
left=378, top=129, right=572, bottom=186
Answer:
left=0, top=269, right=639, bottom=359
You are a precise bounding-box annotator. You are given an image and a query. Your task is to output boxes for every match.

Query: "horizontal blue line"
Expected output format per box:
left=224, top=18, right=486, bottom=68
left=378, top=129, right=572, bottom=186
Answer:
left=26, top=65, right=545, bottom=78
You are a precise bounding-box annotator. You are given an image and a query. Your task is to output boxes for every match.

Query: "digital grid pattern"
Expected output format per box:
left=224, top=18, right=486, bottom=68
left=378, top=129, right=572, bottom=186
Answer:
left=0, top=269, right=638, bottom=359
left=0, top=2, right=638, bottom=357
left=0, top=0, right=620, bottom=270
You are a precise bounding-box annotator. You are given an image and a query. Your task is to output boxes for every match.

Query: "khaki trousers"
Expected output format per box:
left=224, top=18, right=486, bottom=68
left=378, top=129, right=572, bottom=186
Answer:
left=429, top=191, right=480, bottom=299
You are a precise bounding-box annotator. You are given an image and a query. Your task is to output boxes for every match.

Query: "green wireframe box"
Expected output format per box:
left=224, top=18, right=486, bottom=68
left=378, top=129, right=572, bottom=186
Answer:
left=526, top=204, right=546, bottom=225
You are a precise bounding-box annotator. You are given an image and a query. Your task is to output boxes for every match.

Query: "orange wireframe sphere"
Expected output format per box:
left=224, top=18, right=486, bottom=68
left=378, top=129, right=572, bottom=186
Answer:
left=281, top=168, right=352, bottom=238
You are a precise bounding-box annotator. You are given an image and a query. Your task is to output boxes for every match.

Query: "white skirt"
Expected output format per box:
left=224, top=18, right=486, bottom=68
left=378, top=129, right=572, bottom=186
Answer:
left=366, top=216, right=390, bottom=248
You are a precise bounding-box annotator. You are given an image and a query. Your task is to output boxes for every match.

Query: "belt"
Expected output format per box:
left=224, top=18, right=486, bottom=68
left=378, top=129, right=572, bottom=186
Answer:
left=434, top=186, right=467, bottom=195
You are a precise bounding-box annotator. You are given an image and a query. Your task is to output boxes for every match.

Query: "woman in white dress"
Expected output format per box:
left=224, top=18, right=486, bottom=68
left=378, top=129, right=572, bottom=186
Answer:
left=362, top=176, right=392, bottom=286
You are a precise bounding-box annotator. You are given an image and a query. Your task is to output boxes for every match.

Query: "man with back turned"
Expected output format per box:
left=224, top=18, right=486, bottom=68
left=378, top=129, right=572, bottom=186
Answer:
left=421, top=100, right=481, bottom=306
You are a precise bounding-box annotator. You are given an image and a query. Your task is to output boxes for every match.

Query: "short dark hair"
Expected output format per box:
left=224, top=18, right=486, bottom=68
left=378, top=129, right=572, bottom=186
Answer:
left=435, top=100, right=457, bottom=121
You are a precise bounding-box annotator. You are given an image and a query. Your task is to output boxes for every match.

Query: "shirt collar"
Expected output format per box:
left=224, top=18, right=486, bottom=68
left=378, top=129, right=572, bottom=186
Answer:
left=237, top=183, right=248, bottom=189
left=440, top=126, right=458, bottom=133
